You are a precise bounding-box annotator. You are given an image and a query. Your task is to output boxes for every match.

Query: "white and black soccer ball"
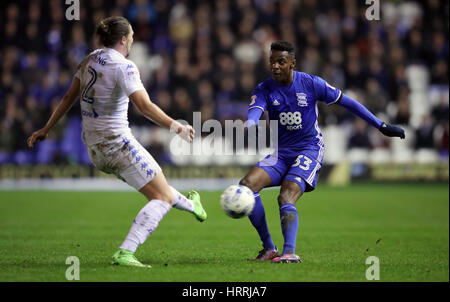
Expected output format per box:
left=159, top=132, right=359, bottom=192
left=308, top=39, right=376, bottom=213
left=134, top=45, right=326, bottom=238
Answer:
left=220, top=185, right=255, bottom=219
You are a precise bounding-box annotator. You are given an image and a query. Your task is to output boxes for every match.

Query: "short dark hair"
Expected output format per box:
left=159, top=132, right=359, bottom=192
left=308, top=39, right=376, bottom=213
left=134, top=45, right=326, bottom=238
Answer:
left=96, top=16, right=131, bottom=47
left=270, top=41, right=295, bottom=59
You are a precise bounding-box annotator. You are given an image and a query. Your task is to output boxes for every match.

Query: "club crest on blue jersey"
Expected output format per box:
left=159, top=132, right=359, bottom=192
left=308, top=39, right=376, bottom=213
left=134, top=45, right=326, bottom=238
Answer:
left=249, top=95, right=256, bottom=106
left=296, top=93, right=308, bottom=107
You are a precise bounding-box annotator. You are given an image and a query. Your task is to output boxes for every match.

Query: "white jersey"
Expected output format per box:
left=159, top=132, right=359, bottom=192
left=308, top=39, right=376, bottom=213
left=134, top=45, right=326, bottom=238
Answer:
left=75, top=48, right=161, bottom=190
left=74, top=48, right=145, bottom=139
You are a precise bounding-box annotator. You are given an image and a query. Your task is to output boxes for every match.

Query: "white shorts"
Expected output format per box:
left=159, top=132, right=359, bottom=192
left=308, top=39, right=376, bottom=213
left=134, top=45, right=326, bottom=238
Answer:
left=82, top=129, right=162, bottom=190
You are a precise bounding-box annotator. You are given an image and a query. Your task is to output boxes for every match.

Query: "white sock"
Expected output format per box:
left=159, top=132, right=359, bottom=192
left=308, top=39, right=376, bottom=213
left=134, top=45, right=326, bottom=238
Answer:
left=170, top=186, right=194, bottom=213
left=120, top=199, right=172, bottom=253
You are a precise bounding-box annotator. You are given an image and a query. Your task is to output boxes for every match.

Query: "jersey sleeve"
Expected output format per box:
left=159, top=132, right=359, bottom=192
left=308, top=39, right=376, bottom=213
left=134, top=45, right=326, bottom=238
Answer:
left=116, top=61, right=145, bottom=97
left=313, top=76, right=342, bottom=105
left=248, top=84, right=268, bottom=112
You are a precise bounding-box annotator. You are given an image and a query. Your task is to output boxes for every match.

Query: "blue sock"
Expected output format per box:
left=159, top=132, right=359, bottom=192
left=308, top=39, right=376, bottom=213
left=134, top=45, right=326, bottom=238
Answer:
left=248, top=192, right=276, bottom=250
left=279, top=203, right=299, bottom=255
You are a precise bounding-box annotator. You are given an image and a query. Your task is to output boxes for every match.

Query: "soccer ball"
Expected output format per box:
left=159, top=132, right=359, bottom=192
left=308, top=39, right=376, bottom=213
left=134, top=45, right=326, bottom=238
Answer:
left=220, top=185, right=255, bottom=219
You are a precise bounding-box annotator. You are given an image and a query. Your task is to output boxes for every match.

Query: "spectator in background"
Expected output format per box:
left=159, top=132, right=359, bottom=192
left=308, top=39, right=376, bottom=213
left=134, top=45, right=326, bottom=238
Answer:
left=0, top=120, right=15, bottom=154
left=415, top=115, right=436, bottom=149
left=395, top=87, right=411, bottom=125
left=405, top=28, right=428, bottom=64
left=431, top=96, right=449, bottom=124
left=348, top=118, right=372, bottom=149
left=24, top=22, right=46, bottom=53
left=1, top=70, right=14, bottom=99
left=131, top=3, right=155, bottom=41
left=150, top=53, right=172, bottom=91
left=431, top=60, right=449, bottom=85
left=155, top=90, right=174, bottom=117
left=214, top=24, right=235, bottom=53
left=430, top=31, right=449, bottom=64
left=345, top=57, right=366, bottom=89
left=67, top=25, right=89, bottom=70
left=196, top=78, right=215, bottom=105
left=438, top=123, right=449, bottom=157
left=236, top=71, right=256, bottom=102
left=172, top=87, right=193, bottom=124
left=21, top=52, right=42, bottom=89
left=389, top=64, right=408, bottom=101
left=25, top=95, right=44, bottom=130
left=3, top=21, right=21, bottom=47
left=172, top=44, right=191, bottom=87
left=365, top=78, right=388, bottom=115
left=169, top=2, right=194, bottom=44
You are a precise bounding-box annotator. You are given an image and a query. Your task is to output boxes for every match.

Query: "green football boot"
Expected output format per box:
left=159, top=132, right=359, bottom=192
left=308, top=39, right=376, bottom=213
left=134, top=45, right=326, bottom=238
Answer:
left=187, top=190, right=207, bottom=222
left=111, top=249, right=151, bottom=268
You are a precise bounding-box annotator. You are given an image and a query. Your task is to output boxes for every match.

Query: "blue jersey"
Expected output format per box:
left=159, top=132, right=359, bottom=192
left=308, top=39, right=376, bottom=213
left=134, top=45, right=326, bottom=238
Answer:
left=249, top=71, right=342, bottom=158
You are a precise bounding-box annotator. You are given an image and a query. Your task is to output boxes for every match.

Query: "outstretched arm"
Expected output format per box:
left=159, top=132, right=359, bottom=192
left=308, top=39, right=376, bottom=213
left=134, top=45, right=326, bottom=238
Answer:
left=245, top=107, right=264, bottom=129
left=27, top=77, right=81, bottom=147
left=129, top=90, right=195, bottom=142
left=337, top=94, right=405, bottom=139
left=312, top=75, right=405, bottom=139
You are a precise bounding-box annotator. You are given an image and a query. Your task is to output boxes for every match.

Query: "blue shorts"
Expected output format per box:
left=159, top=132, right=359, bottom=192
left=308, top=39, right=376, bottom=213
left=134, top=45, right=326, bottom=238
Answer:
left=255, top=148, right=323, bottom=192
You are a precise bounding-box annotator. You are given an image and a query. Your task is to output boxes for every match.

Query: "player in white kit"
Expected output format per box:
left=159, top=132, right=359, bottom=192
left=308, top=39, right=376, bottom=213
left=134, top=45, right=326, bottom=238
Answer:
left=27, top=16, right=207, bottom=268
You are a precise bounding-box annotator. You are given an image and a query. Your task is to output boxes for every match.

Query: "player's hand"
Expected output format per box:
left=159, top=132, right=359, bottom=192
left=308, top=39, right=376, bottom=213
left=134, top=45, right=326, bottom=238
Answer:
left=379, top=123, right=405, bottom=139
left=178, top=125, right=195, bottom=142
left=172, top=123, right=195, bottom=143
left=244, top=120, right=257, bottom=129
left=27, top=128, right=49, bottom=148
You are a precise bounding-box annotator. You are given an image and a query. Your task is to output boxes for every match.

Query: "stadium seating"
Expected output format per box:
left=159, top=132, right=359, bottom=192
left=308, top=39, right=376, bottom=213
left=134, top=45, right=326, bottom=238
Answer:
left=0, top=0, right=447, bottom=167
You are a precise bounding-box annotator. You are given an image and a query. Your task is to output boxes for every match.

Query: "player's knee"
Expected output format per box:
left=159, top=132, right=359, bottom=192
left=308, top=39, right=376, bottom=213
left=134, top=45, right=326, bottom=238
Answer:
left=278, top=187, right=302, bottom=206
left=278, top=193, right=295, bottom=206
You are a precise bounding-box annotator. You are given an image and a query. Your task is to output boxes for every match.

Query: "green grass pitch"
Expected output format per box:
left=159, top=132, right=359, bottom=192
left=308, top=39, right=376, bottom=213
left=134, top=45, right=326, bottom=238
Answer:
left=0, top=182, right=448, bottom=282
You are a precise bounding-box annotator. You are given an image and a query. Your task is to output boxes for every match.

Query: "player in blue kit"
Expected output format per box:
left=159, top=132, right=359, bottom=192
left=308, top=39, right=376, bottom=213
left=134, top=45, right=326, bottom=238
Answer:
left=240, top=41, right=405, bottom=263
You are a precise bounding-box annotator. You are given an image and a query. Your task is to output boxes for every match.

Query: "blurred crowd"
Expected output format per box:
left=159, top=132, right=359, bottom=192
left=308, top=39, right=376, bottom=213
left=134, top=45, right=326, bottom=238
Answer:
left=0, top=0, right=448, bottom=165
